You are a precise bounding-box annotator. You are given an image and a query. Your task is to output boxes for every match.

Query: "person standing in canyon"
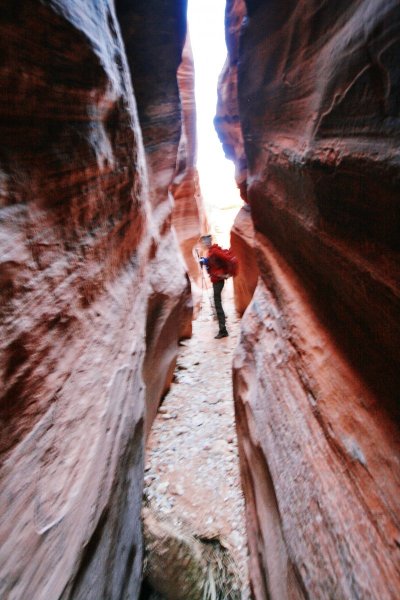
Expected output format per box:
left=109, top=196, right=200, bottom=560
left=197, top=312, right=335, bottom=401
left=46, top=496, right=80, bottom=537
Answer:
left=199, top=235, right=238, bottom=339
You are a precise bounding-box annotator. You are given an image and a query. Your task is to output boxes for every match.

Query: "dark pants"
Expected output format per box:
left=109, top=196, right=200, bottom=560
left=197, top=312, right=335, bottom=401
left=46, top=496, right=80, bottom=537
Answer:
left=213, top=279, right=226, bottom=332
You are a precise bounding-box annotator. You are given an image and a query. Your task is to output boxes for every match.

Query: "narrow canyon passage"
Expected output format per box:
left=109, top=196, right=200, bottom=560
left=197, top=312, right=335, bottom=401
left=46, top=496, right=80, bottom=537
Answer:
left=1, top=1, right=400, bottom=598
left=142, top=278, right=250, bottom=598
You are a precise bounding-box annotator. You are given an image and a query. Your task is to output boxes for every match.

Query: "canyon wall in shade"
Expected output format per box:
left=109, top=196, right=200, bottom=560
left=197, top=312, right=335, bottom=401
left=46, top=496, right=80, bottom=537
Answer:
left=116, top=0, right=193, bottom=433
left=223, top=0, right=400, bottom=597
left=215, top=0, right=256, bottom=320
left=215, top=0, right=248, bottom=202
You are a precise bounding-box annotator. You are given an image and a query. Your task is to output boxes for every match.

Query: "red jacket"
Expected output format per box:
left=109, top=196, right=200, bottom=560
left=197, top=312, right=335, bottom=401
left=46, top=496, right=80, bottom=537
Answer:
left=206, top=245, right=238, bottom=283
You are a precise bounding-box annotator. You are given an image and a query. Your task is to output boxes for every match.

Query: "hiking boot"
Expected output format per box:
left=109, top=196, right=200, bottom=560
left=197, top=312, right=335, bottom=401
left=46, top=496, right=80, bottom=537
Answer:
left=214, top=330, right=228, bottom=339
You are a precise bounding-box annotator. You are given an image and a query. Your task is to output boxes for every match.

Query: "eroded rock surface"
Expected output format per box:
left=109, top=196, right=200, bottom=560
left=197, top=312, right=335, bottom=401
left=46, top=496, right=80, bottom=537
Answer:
left=116, top=0, right=194, bottom=432
left=230, top=205, right=258, bottom=316
left=143, top=230, right=192, bottom=434
left=171, top=34, right=209, bottom=295
left=215, top=0, right=256, bottom=317
left=0, top=1, right=194, bottom=598
left=230, top=1, right=400, bottom=598
left=215, top=0, right=247, bottom=200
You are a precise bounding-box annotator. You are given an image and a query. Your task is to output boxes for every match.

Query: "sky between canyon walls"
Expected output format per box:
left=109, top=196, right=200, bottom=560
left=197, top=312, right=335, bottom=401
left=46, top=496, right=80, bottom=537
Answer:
left=188, top=0, right=242, bottom=245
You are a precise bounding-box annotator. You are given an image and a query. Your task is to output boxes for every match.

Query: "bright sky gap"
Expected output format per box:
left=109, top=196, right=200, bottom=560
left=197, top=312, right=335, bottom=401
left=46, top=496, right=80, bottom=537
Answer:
left=187, top=0, right=242, bottom=244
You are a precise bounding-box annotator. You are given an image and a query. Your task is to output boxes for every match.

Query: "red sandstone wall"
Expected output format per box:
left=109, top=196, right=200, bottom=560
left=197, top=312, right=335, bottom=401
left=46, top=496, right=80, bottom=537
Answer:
left=172, top=34, right=209, bottom=297
left=230, top=1, right=400, bottom=598
left=215, top=0, right=257, bottom=319
left=116, top=0, right=193, bottom=433
left=215, top=0, right=248, bottom=200
left=230, top=205, right=258, bottom=316
left=0, top=1, right=192, bottom=597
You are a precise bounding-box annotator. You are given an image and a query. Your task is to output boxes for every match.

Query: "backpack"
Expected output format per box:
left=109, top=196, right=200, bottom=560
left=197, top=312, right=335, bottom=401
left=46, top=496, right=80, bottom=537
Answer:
left=208, top=245, right=239, bottom=278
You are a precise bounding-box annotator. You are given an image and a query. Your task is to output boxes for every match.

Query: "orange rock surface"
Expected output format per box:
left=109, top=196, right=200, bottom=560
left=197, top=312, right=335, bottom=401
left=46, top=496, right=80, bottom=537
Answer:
left=172, top=34, right=209, bottom=295
left=230, top=205, right=259, bottom=316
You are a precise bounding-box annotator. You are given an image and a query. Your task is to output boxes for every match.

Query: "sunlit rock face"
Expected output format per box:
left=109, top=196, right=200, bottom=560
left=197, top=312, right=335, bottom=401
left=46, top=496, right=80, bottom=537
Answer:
left=233, top=1, right=400, bottom=598
left=116, top=0, right=193, bottom=432
left=171, top=34, right=209, bottom=298
left=0, top=1, right=193, bottom=598
left=215, top=0, right=247, bottom=201
left=230, top=206, right=258, bottom=316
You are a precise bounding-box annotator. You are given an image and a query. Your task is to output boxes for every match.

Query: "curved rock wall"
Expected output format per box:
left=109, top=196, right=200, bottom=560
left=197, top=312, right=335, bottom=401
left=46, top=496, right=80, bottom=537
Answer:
left=215, top=0, right=248, bottom=201
left=0, top=1, right=194, bottom=597
left=229, top=1, right=400, bottom=598
left=171, top=34, right=209, bottom=301
left=116, top=0, right=193, bottom=432
left=230, top=205, right=258, bottom=316
left=215, top=0, right=256, bottom=319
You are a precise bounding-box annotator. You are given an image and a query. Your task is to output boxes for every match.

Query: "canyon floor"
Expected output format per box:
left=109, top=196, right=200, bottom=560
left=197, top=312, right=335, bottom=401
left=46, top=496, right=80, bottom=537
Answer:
left=143, top=277, right=250, bottom=598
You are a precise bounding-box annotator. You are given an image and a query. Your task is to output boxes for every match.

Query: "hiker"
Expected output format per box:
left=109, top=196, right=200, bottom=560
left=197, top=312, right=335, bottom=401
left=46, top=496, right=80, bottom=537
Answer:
left=199, top=236, right=238, bottom=339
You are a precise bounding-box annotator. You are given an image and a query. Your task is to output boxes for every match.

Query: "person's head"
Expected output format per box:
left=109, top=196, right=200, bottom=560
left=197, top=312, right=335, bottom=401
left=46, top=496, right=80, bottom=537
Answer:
left=200, top=234, right=212, bottom=250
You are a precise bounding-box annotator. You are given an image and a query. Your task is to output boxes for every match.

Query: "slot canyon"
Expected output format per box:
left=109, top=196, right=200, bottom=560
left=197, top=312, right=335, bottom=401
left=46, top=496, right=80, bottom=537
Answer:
left=0, top=1, right=399, bottom=599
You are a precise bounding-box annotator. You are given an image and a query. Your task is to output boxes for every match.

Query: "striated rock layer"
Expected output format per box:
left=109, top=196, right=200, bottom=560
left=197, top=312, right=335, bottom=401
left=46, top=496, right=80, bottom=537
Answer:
left=230, top=1, right=400, bottom=598
left=215, top=0, right=248, bottom=201
left=230, top=205, right=258, bottom=316
left=116, top=0, right=193, bottom=432
left=172, top=34, right=209, bottom=296
left=0, top=1, right=194, bottom=598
